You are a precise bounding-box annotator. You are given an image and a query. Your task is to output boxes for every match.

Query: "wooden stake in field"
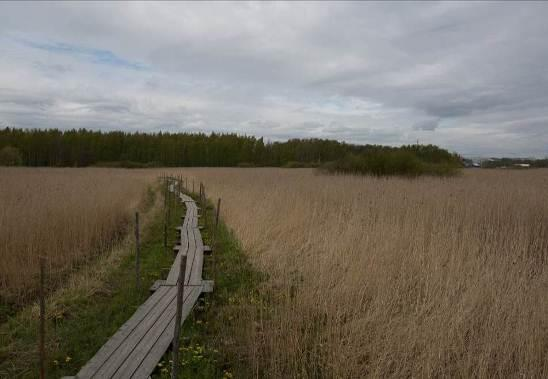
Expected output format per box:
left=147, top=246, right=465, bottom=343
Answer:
left=135, top=212, right=141, bottom=291
left=202, top=185, right=208, bottom=229
left=171, top=254, right=187, bottom=379
left=39, top=256, right=46, bottom=379
left=167, top=179, right=171, bottom=229
left=214, top=198, right=221, bottom=239
left=164, top=176, right=168, bottom=253
left=213, top=198, right=221, bottom=284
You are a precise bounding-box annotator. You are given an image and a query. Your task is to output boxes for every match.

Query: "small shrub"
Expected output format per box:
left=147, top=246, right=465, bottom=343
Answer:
left=0, top=146, right=23, bottom=166
left=321, top=145, right=461, bottom=177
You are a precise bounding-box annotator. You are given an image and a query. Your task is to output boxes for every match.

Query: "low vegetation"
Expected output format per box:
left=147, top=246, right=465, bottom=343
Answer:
left=0, top=146, right=23, bottom=166
left=0, top=182, right=171, bottom=377
left=322, top=144, right=462, bottom=176
left=2, top=167, right=547, bottom=378
left=183, top=167, right=548, bottom=378
left=0, top=168, right=158, bottom=312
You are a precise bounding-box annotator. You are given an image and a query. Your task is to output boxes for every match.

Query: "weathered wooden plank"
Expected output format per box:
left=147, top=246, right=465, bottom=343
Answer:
left=76, top=286, right=171, bottom=378
left=149, top=280, right=166, bottom=293
left=201, top=280, right=214, bottom=293
left=166, top=226, right=190, bottom=286
left=90, top=287, right=177, bottom=378
left=130, top=286, right=202, bottom=379
left=109, top=287, right=178, bottom=377
left=182, top=220, right=198, bottom=286
left=112, top=286, right=201, bottom=378
left=190, top=227, right=204, bottom=286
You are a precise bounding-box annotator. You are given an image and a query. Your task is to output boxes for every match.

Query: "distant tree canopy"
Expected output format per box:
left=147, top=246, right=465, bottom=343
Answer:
left=0, top=127, right=461, bottom=175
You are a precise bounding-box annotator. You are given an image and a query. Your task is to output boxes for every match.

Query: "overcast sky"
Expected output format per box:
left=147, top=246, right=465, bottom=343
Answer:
left=1, top=2, right=547, bottom=157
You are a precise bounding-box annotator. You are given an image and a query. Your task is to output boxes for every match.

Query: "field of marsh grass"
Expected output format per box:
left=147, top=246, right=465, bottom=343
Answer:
left=181, top=168, right=548, bottom=378
left=0, top=168, right=158, bottom=310
left=1, top=166, right=547, bottom=378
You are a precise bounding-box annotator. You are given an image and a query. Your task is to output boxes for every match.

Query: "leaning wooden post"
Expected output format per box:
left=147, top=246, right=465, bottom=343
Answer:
left=135, top=212, right=141, bottom=291
left=39, top=256, right=46, bottom=379
left=172, top=254, right=187, bottom=379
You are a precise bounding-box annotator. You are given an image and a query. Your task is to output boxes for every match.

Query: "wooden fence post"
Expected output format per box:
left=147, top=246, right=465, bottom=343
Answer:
left=171, top=255, right=187, bottom=379
left=167, top=178, right=171, bottom=227
left=213, top=198, right=221, bottom=285
left=135, top=212, right=141, bottom=291
left=202, top=185, right=208, bottom=229
left=164, top=176, right=168, bottom=253
left=215, top=198, right=221, bottom=234
left=39, top=256, right=46, bottom=379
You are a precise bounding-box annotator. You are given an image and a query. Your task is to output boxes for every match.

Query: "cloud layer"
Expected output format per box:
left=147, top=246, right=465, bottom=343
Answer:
left=1, top=2, right=547, bottom=157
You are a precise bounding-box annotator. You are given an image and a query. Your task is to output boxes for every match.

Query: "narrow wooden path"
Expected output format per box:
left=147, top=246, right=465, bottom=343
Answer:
left=68, top=179, right=212, bottom=379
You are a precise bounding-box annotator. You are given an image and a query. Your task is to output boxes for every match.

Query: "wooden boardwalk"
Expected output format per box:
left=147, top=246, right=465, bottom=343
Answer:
left=68, top=180, right=212, bottom=378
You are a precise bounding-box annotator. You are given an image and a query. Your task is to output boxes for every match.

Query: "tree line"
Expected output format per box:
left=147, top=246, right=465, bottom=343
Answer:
left=0, top=127, right=462, bottom=175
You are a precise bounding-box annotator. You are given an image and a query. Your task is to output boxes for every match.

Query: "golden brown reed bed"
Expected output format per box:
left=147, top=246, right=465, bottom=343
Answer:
left=181, top=168, right=548, bottom=378
left=0, top=168, right=158, bottom=306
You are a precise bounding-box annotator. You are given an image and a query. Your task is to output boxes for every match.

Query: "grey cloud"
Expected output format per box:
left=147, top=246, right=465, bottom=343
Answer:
left=413, top=119, right=439, bottom=131
left=0, top=2, right=547, bottom=156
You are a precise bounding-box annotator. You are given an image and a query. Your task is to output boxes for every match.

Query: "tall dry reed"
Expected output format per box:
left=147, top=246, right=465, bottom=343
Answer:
left=0, top=168, right=158, bottom=306
left=182, top=168, right=548, bottom=378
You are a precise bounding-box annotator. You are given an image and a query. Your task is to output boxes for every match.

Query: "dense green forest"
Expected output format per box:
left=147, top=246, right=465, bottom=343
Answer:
left=0, top=128, right=348, bottom=167
left=0, top=128, right=463, bottom=176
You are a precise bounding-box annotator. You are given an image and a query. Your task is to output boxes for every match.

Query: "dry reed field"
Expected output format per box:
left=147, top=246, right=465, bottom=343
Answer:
left=181, top=168, right=548, bottom=378
left=0, top=168, right=158, bottom=306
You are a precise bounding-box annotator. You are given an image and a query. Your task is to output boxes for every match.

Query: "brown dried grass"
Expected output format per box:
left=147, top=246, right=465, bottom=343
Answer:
left=0, top=167, right=158, bottom=306
left=182, top=168, right=548, bottom=378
